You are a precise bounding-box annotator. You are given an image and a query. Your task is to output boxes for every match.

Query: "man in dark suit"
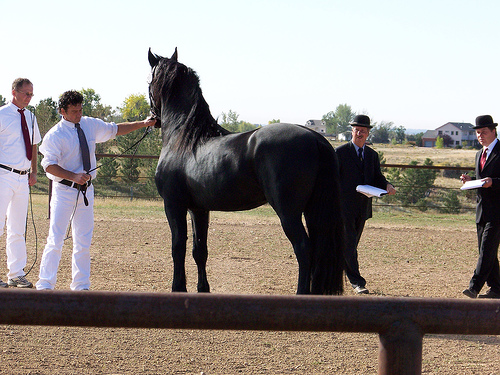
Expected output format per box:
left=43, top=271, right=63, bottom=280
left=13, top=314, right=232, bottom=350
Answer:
left=335, top=115, right=396, bottom=294
left=461, top=115, right=500, bottom=299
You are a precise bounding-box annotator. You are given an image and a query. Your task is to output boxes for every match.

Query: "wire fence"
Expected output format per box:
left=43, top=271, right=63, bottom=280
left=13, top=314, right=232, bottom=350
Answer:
left=30, top=155, right=478, bottom=213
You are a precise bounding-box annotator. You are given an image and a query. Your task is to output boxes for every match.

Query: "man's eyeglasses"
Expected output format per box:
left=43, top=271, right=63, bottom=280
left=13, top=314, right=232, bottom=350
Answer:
left=16, top=90, right=34, bottom=98
left=353, top=128, right=369, bottom=135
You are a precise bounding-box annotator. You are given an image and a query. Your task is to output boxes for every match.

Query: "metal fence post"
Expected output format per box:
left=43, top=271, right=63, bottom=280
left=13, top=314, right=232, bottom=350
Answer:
left=378, top=320, right=423, bottom=375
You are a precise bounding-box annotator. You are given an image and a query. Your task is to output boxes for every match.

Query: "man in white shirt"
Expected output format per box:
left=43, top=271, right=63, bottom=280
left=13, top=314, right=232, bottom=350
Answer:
left=36, top=90, right=156, bottom=291
left=0, top=78, right=41, bottom=288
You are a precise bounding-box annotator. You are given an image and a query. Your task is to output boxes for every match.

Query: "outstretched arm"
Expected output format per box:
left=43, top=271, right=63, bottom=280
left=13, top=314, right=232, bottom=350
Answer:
left=116, top=117, right=157, bottom=136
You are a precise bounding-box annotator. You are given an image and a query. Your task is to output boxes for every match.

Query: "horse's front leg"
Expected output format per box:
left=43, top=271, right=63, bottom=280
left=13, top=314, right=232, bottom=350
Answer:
left=166, top=205, right=189, bottom=292
left=189, top=209, right=210, bottom=293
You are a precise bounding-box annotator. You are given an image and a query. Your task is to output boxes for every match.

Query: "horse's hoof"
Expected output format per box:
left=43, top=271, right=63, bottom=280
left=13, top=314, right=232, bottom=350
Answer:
left=172, top=286, right=188, bottom=293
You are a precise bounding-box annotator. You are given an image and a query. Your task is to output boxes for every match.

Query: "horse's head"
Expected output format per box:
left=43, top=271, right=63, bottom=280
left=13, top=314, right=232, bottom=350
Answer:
left=148, top=47, right=177, bottom=68
left=148, top=48, right=221, bottom=151
left=148, top=48, right=178, bottom=128
left=148, top=47, right=202, bottom=127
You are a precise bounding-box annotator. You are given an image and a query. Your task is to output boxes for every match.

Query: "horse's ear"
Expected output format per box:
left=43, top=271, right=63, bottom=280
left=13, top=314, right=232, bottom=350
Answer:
left=171, top=47, right=178, bottom=62
left=148, top=48, right=160, bottom=68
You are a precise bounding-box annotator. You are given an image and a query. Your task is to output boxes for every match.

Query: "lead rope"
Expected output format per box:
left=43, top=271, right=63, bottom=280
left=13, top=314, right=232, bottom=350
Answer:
left=24, top=108, right=37, bottom=277
left=63, top=124, right=153, bottom=241
left=88, top=124, right=153, bottom=174
left=23, top=184, right=37, bottom=276
left=63, top=188, right=81, bottom=241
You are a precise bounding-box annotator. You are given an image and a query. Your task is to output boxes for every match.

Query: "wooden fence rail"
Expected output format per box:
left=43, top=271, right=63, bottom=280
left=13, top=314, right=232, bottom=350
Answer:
left=1, top=290, right=499, bottom=374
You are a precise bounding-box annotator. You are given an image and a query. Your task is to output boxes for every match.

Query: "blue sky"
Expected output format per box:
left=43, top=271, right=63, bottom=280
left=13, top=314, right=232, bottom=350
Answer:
left=2, top=0, right=499, bottom=129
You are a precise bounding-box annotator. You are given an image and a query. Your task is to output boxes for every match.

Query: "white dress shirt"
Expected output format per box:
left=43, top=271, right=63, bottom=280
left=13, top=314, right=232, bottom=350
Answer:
left=483, top=138, right=498, bottom=161
left=40, top=116, right=118, bottom=181
left=0, top=102, right=41, bottom=170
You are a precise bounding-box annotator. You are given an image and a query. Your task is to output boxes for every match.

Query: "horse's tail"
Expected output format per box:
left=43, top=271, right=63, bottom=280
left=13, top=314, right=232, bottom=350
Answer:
left=305, top=138, right=345, bottom=295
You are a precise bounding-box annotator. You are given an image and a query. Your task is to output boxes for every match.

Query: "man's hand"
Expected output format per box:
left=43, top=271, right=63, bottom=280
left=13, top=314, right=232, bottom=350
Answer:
left=482, top=177, right=493, bottom=188
left=28, top=173, right=37, bottom=186
left=72, top=172, right=91, bottom=185
left=386, top=183, right=396, bottom=196
left=460, top=173, right=472, bottom=183
left=144, top=116, right=157, bottom=128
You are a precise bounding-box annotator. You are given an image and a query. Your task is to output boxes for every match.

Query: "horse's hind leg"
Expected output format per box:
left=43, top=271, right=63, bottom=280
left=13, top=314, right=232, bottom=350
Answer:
left=189, top=209, right=210, bottom=293
left=277, top=214, right=312, bottom=295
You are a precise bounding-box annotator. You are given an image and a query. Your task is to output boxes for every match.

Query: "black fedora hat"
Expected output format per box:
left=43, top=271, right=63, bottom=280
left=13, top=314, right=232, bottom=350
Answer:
left=350, top=114, right=372, bottom=128
left=473, top=115, right=498, bottom=129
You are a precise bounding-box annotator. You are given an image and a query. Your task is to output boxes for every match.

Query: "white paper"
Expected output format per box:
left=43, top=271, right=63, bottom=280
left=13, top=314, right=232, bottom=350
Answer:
left=356, top=185, right=388, bottom=198
left=460, top=179, right=485, bottom=190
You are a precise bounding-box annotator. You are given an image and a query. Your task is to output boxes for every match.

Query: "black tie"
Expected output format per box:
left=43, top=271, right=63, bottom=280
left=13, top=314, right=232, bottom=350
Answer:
left=75, top=123, right=91, bottom=173
left=75, top=123, right=91, bottom=206
left=358, top=147, right=363, bottom=161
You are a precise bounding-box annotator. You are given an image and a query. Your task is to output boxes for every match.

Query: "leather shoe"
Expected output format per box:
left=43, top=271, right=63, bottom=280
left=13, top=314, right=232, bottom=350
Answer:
left=354, top=286, right=369, bottom=294
left=478, top=289, right=500, bottom=299
left=463, top=288, right=478, bottom=298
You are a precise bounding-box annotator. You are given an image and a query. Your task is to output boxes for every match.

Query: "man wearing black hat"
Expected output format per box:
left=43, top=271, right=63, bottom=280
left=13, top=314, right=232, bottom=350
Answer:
left=335, top=115, right=396, bottom=294
left=461, top=115, right=500, bottom=299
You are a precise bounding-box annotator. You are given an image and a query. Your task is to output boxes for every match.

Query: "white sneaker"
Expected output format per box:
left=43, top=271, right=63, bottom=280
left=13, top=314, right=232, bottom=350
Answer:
left=354, top=286, right=369, bottom=294
left=8, top=275, right=33, bottom=288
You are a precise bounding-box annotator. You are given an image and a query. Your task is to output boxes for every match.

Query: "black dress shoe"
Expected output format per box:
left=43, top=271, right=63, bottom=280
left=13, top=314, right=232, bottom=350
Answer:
left=478, top=289, right=500, bottom=299
left=463, top=288, right=478, bottom=298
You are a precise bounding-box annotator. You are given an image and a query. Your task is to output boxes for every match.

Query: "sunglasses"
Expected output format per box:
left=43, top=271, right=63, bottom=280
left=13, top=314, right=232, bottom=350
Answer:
left=16, top=90, right=34, bottom=98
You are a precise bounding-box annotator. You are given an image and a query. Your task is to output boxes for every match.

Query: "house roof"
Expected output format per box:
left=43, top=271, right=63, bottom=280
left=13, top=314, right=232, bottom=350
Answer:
left=436, top=122, right=474, bottom=131
left=422, top=130, right=438, bottom=138
left=305, top=120, right=324, bottom=126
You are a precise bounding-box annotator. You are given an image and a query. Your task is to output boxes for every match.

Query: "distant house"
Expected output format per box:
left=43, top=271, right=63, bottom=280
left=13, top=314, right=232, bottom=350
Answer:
left=422, top=130, right=438, bottom=147
left=422, top=122, right=477, bottom=147
left=304, top=120, right=327, bottom=134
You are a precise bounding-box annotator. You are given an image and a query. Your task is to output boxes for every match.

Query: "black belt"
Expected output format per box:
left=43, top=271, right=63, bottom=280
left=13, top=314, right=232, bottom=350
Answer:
left=58, top=179, right=92, bottom=190
left=58, top=179, right=92, bottom=206
left=0, top=164, right=29, bottom=175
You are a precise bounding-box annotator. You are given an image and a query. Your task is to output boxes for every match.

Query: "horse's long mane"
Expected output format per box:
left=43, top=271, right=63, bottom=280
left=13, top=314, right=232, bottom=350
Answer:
left=151, top=57, right=229, bottom=152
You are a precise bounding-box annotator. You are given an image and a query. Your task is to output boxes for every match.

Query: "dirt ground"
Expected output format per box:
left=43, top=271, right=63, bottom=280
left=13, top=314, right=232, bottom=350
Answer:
left=0, top=197, right=499, bottom=374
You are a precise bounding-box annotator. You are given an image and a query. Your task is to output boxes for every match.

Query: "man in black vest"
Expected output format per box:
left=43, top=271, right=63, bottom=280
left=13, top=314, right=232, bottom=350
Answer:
left=335, top=115, right=396, bottom=294
left=461, top=115, right=500, bottom=299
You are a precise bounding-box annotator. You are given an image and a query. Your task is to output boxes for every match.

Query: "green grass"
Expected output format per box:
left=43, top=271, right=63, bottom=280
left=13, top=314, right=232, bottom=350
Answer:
left=210, top=201, right=476, bottom=229
left=371, top=210, right=475, bottom=229
left=85, top=197, right=476, bottom=229
left=93, top=197, right=165, bottom=219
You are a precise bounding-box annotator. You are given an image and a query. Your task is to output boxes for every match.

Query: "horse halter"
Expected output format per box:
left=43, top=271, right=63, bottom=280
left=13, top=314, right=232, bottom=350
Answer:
left=148, top=64, right=162, bottom=128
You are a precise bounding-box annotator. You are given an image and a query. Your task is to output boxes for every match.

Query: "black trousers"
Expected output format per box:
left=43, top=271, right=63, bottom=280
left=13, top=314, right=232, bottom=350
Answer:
left=469, top=220, right=500, bottom=293
left=343, top=215, right=367, bottom=288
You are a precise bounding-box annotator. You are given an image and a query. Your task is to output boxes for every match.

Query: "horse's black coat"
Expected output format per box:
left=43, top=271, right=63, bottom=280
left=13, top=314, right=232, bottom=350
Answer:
left=149, top=48, right=345, bottom=294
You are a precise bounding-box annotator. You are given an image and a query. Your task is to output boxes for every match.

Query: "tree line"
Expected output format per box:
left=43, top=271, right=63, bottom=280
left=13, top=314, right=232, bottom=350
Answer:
left=0, top=91, right=423, bottom=146
left=322, top=104, right=422, bottom=145
left=0, top=91, right=470, bottom=211
left=218, top=104, right=422, bottom=146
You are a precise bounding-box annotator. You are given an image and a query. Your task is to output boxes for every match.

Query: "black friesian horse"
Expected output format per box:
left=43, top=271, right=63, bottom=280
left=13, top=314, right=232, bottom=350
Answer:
left=148, top=48, right=345, bottom=295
